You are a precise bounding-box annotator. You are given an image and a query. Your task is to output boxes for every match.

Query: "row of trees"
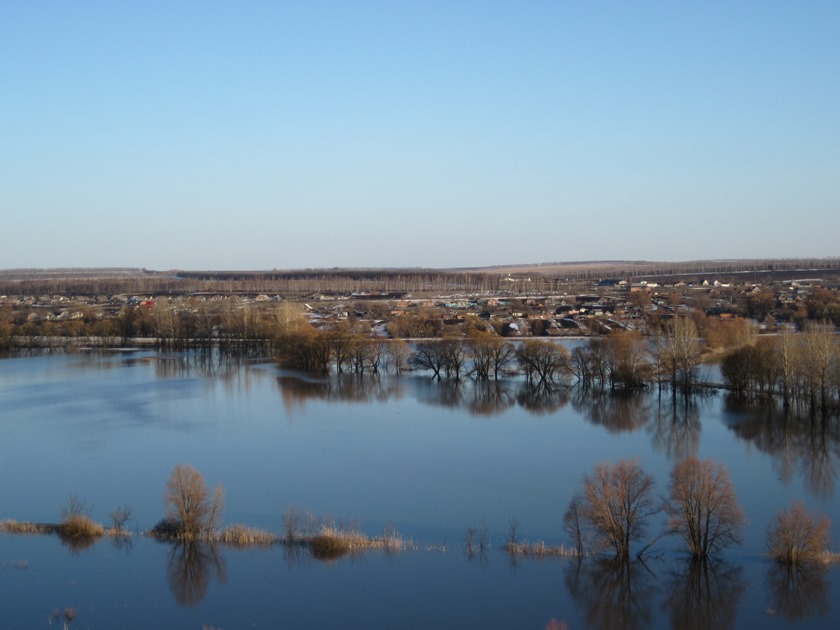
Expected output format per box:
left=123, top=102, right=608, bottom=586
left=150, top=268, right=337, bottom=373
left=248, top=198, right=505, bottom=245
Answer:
left=276, top=318, right=707, bottom=392
left=722, top=323, right=840, bottom=412
left=564, top=458, right=832, bottom=566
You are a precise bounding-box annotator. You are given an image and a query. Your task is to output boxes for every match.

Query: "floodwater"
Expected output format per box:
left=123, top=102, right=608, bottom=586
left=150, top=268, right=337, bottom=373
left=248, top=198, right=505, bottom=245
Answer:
left=0, top=349, right=838, bottom=629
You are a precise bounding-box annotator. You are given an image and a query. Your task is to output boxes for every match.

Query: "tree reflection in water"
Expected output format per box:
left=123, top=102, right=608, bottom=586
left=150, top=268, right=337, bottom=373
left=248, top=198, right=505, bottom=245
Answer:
left=664, top=559, right=746, bottom=630
left=516, top=382, right=570, bottom=415
left=646, top=392, right=703, bottom=460
left=57, top=532, right=100, bottom=555
left=564, top=558, right=657, bottom=630
left=765, top=562, right=830, bottom=621
left=415, top=378, right=467, bottom=410
left=467, top=380, right=516, bottom=417
left=166, top=542, right=227, bottom=607
left=726, top=399, right=840, bottom=499
left=570, top=389, right=650, bottom=433
left=277, top=373, right=405, bottom=413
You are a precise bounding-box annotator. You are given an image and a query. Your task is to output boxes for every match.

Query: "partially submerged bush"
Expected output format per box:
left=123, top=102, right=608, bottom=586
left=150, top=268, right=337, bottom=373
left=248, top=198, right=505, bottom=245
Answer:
left=282, top=507, right=322, bottom=542
left=766, top=501, right=832, bottom=565
left=110, top=505, right=133, bottom=534
left=58, top=515, right=105, bottom=539
left=150, top=518, right=183, bottom=540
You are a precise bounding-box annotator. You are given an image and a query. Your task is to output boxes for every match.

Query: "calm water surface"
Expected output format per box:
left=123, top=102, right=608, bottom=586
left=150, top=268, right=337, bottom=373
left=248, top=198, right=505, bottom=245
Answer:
left=1, top=349, right=839, bottom=629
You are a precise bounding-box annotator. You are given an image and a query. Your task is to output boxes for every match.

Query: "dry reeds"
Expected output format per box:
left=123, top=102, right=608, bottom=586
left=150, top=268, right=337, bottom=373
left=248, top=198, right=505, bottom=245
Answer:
left=308, top=525, right=410, bottom=560
left=0, top=519, right=53, bottom=534
left=503, top=540, right=581, bottom=558
left=218, top=524, right=277, bottom=547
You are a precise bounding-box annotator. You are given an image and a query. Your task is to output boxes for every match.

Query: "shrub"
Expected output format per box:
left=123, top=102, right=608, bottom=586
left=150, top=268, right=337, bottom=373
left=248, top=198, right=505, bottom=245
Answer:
left=110, top=505, right=133, bottom=534
left=766, top=501, right=832, bottom=565
left=58, top=515, right=105, bottom=539
left=150, top=518, right=182, bottom=540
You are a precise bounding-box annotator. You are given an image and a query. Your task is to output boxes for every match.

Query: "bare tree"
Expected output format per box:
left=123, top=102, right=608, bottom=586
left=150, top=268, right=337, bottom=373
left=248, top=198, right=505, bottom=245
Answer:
left=775, top=328, right=799, bottom=409
left=467, top=334, right=515, bottom=380
left=801, top=322, right=836, bottom=411
left=440, top=338, right=467, bottom=379
left=563, top=495, right=587, bottom=556
left=110, top=505, right=134, bottom=534
left=164, top=465, right=225, bottom=539
left=61, top=495, right=93, bottom=520
left=603, top=330, right=651, bottom=390
left=565, top=459, right=658, bottom=559
left=766, top=501, right=832, bottom=565
left=516, top=340, right=570, bottom=385
left=654, top=316, right=701, bottom=393
left=665, top=457, right=745, bottom=559
left=386, top=339, right=412, bottom=374
left=409, top=341, right=447, bottom=378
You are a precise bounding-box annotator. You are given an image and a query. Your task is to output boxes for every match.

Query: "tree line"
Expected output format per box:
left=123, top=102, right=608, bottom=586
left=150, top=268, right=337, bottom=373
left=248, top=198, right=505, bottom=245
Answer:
left=722, top=323, right=840, bottom=413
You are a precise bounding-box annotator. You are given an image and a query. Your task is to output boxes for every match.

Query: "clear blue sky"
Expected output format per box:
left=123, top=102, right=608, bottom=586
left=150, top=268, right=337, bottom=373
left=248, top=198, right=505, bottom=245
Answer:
left=1, top=1, right=838, bottom=270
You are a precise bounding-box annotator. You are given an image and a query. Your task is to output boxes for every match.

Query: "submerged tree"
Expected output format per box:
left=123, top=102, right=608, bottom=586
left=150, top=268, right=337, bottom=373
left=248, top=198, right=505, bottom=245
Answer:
left=652, top=316, right=701, bottom=393
left=467, top=333, right=515, bottom=380
left=516, top=339, right=570, bottom=385
left=164, top=465, right=225, bottom=539
left=564, top=459, right=658, bottom=560
left=665, top=457, right=745, bottom=559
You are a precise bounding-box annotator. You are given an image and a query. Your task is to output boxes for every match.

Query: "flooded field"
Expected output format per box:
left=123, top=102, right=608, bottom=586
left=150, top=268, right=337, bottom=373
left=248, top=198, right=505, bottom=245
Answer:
left=1, top=349, right=839, bottom=628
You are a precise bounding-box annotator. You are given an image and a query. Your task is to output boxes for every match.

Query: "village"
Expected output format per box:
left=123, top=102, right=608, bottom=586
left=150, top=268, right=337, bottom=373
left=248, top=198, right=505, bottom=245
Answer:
left=1, top=271, right=835, bottom=345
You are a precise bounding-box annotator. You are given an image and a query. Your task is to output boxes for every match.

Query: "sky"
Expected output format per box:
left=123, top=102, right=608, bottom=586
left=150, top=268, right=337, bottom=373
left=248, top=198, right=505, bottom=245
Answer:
left=1, top=1, right=838, bottom=270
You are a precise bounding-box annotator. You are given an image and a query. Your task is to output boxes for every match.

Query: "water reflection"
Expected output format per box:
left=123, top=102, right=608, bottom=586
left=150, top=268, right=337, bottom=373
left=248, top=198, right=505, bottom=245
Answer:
left=664, top=560, right=746, bottom=630
left=154, top=350, right=274, bottom=398
left=564, top=559, right=657, bottom=630
left=165, top=542, right=227, bottom=607
left=468, top=381, right=516, bottom=417
left=277, top=374, right=406, bottom=413
left=415, top=378, right=468, bottom=410
left=57, top=532, right=100, bottom=554
left=516, top=382, right=570, bottom=415
left=111, top=535, right=134, bottom=553
left=276, top=374, right=573, bottom=418
left=726, top=400, right=840, bottom=498
left=571, top=390, right=650, bottom=433
left=646, top=393, right=703, bottom=460
left=765, top=563, right=830, bottom=621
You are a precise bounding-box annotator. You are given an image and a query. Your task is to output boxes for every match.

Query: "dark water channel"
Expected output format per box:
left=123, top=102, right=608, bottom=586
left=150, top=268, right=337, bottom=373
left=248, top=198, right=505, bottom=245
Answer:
left=1, top=350, right=839, bottom=629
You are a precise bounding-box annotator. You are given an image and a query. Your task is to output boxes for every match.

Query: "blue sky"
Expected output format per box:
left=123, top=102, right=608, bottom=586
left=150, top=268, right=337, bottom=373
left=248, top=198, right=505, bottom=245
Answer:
left=1, top=1, right=838, bottom=270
